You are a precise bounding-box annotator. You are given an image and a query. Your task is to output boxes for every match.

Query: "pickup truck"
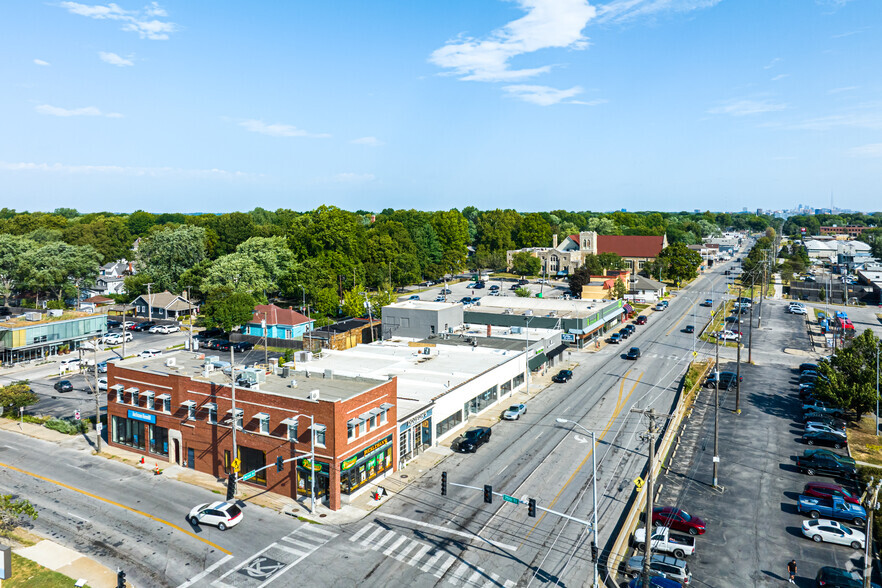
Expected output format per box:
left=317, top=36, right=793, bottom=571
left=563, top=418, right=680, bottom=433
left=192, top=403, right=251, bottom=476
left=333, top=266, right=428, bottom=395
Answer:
left=802, top=400, right=843, bottom=416
left=796, top=451, right=857, bottom=479
left=633, top=526, right=696, bottom=558
left=797, top=495, right=866, bottom=526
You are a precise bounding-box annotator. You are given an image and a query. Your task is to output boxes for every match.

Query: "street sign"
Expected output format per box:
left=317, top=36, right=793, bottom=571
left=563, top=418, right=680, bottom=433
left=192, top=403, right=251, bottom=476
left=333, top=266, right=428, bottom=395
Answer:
left=241, top=471, right=255, bottom=481
left=692, top=351, right=697, bottom=357
left=634, top=476, right=644, bottom=491
left=96, top=423, right=103, bottom=433
left=502, top=494, right=520, bottom=505
left=74, top=410, right=81, bottom=421
left=231, top=458, right=241, bottom=472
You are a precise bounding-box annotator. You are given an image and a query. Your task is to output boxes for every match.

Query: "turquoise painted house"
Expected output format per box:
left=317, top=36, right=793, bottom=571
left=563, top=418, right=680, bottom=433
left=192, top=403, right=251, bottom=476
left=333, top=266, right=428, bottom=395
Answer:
left=246, top=304, right=314, bottom=340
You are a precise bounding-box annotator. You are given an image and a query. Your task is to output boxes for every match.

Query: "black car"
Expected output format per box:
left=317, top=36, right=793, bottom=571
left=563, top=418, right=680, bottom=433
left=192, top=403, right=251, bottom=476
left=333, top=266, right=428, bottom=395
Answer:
left=703, top=371, right=742, bottom=389
left=473, top=282, right=485, bottom=289
left=804, top=430, right=847, bottom=449
left=815, top=566, right=862, bottom=588
left=456, top=427, right=491, bottom=453
left=618, top=329, right=630, bottom=340
left=132, top=321, right=156, bottom=332
left=54, top=380, right=73, bottom=393
left=488, top=285, right=499, bottom=291
left=684, top=325, right=694, bottom=333
left=106, top=319, right=121, bottom=328
left=626, top=347, right=641, bottom=360
left=215, top=340, right=233, bottom=352
left=517, top=279, right=529, bottom=285
left=509, top=284, right=519, bottom=291
left=552, top=370, right=573, bottom=383
left=799, top=363, right=819, bottom=373
left=623, top=324, right=636, bottom=335
left=796, top=451, right=857, bottom=478
left=232, top=341, right=254, bottom=352
left=197, top=328, right=225, bottom=341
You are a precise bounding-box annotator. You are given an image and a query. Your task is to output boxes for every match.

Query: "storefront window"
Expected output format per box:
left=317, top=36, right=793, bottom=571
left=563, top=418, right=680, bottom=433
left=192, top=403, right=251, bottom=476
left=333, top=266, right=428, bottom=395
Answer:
left=149, top=424, right=168, bottom=456
left=513, top=373, right=525, bottom=389
left=240, top=446, right=266, bottom=486
left=436, top=411, right=463, bottom=438
left=502, top=380, right=512, bottom=394
left=340, top=435, right=393, bottom=495
left=112, top=415, right=145, bottom=450
left=465, top=385, right=498, bottom=415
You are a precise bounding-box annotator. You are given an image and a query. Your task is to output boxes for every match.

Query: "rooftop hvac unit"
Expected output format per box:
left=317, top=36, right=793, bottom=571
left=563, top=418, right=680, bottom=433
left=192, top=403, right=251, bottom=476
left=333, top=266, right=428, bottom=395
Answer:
left=503, top=308, right=514, bottom=315
left=523, top=310, right=533, bottom=316
left=25, top=312, right=41, bottom=321
left=165, top=357, right=176, bottom=367
left=281, top=366, right=291, bottom=378
left=48, top=309, right=63, bottom=317
left=308, top=389, right=320, bottom=401
left=323, top=369, right=334, bottom=379
left=511, top=326, right=522, bottom=334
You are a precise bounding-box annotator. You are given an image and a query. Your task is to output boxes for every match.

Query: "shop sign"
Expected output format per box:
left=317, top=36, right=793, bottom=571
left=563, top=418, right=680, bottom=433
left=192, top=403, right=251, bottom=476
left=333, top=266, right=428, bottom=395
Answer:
left=561, top=333, right=575, bottom=342
left=399, top=408, right=432, bottom=434
left=298, top=459, right=328, bottom=473
left=341, top=434, right=392, bottom=471
left=127, top=409, right=156, bottom=424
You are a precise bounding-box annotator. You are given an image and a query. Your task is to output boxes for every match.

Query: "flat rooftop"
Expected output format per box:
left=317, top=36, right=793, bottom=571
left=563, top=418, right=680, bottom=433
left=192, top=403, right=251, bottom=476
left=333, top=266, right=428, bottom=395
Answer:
left=115, top=351, right=388, bottom=403
left=296, top=339, right=525, bottom=419
left=0, top=310, right=103, bottom=329
left=420, top=324, right=562, bottom=351
left=385, top=300, right=461, bottom=311
left=466, top=296, right=620, bottom=320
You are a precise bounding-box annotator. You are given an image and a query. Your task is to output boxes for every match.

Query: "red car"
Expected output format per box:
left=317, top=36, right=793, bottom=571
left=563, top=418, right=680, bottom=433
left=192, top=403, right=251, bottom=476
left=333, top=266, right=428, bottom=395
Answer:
left=803, top=482, right=861, bottom=505
left=652, top=507, right=706, bottom=535
left=636, top=316, right=648, bottom=325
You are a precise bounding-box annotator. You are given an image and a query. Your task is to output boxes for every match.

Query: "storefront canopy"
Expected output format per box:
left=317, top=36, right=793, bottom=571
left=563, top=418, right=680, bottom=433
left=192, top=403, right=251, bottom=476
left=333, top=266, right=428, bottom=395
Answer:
left=528, top=352, right=548, bottom=371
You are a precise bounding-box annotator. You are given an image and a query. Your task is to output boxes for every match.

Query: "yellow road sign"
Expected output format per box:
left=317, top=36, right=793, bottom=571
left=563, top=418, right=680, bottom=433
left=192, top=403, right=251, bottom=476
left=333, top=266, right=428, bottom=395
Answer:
left=634, top=476, right=644, bottom=491
left=231, top=458, right=241, bottom=473
left=692, top=351, right=697, bottom=357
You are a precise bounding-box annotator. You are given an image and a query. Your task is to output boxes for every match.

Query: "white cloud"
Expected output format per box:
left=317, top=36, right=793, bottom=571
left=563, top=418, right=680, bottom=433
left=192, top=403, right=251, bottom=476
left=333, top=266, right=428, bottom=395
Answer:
left=35, top=104, right=123, bottom=118
left=828, top=86, right=859, bottom=94
left=708, top=99, right=787, bottom=116
left=785, top=112, right=882, bottom=131
left=596, top=0, right=722, bottom=24
left=33, top=59, right=50, bottom=66
left=502, top=84, right=587, bottom=105
left=351, top=136, right=384, bottom=147
left=332, top=172, right=375, bottom=183
left=771, top=73, right=790, bottom=81
left=763, top=57, right=782, bottom=69
left=0, top=160, right=254, bottom=178
left=430, top=0, right=597, bottom=83
left=99, top=51, right=134, bottom=66
left=59, top=2, right=176, bottom=40
left=847, top=143, right=882, bottom=158
left=238, top=119, right=331, bottom=138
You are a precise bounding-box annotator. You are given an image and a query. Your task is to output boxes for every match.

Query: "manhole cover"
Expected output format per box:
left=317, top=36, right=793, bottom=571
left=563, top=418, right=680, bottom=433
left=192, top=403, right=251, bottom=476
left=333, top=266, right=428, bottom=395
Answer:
left=319, top=514, right=327, bottom=518
left=400, top=474, right=408, bottom=479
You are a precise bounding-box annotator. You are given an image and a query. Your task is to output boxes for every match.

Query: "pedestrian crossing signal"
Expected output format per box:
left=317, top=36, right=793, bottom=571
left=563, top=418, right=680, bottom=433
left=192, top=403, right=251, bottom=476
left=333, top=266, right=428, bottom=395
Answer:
left=634, top=476, right=644, bottom=491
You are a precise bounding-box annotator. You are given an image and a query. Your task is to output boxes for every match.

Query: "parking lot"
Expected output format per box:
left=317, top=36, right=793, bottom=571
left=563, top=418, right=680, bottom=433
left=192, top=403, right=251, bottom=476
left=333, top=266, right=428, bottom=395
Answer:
left=653, top=299, right=874, bottom=586
left=399, top=274, right=571, bottom=303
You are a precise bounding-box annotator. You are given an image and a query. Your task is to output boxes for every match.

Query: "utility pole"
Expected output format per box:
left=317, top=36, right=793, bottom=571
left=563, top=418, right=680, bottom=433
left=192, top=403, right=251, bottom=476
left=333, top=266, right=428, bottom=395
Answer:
left=631, top=407, right=666, bottom=588
left=758, top=251, right=766, bottom=329
left=263, top=311, right=269, bottom=370
left=863, top=478, right=881, bottom=588
left=714, top=336, right=720, bottom=488
left=187, top=287, right=193, bottom=352
left=736, top=285, right=742, bottom=414
left=748, top=297, right=754, bottom=364
left=146, top=282, right=154, bottom=323
left=229, top=347, right=238, bottom=498
left=93, top=337, right=101, bottom=452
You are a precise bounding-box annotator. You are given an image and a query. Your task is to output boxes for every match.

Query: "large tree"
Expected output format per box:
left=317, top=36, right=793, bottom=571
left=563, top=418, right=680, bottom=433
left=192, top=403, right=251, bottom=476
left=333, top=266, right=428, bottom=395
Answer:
left=202, top=253, right=270, bottom=299
left=815, top=329, right=881, bottom=419
left=650, top=242, right=702, bottom=283
left=0, top=234, right=33, bottom=305
left=516, top=213, right=552, bottom=248
left=20, top=242, right=100, bottom=301
left=511, top=252, right=541, bottom=276
left=136, top=225, right=206, bottom=291
left=201, top=288, right=256, bottom=333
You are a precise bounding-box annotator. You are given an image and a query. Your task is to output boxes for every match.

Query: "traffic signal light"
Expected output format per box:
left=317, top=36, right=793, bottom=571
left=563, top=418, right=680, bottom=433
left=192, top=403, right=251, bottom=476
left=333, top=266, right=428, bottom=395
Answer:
left=590, top=542, right=599, bottom=563
left=117, top=569, right=126, bottom=588
left=528, top=498, right=536, bottom=517
left=483, top=484, right=492, bottom=504
left=226, top=472, right=237, bottom=500
left=276, top=456, right=284, bottom=472
left=441, top=472, right=448, bottom=496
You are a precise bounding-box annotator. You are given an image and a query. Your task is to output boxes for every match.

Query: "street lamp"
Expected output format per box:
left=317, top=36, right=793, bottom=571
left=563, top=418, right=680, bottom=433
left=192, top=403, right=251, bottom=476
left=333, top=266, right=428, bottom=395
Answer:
left=555, top=418, right=599, bottom=587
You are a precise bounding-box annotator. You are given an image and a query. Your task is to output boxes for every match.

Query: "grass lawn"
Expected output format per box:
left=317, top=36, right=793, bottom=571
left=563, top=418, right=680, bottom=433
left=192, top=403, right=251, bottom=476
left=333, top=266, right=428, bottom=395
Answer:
left=632, top=303, right=650, bottom=312
left=847, top=415, right=882, bottom=467
left=5, top=553, right=77, bottom=588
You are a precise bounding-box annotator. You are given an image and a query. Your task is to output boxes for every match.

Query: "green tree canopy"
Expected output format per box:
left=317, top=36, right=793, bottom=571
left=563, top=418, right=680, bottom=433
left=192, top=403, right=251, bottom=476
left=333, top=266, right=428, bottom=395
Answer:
left=202, top=288, right=256, bottom=332
left=0, top=382, right=39, bottom=413
left=815, top=329, right=881, bottom=419
left=136, top=225, right=206, bottom=291
left=20, top=241, right=100, bottom=301
left=651, top=242, right=703, bottom=283
left=202, top=253, right=270, bottom=299
left=510, top=251, right=541, bottom=276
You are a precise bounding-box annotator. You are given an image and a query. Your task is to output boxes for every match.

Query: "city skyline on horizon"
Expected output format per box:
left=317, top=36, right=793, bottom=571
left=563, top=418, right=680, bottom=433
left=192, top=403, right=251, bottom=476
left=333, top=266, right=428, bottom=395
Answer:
left=2, top=1, right=880, bottom=213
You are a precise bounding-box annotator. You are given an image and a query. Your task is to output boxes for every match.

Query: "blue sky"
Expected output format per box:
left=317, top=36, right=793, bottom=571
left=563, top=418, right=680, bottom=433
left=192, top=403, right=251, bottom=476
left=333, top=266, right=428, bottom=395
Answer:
left=1, top=0, right=879, bottom=213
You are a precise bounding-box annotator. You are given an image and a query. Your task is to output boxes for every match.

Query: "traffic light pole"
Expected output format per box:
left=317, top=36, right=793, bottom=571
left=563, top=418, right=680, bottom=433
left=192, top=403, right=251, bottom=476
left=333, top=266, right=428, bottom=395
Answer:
left=735, top=286, right=742, bottom=414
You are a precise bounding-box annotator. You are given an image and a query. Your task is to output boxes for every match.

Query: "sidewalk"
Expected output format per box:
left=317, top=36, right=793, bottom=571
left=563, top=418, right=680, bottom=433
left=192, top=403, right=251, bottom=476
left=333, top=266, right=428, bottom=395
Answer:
left=13, top=537, right=119, bottom=588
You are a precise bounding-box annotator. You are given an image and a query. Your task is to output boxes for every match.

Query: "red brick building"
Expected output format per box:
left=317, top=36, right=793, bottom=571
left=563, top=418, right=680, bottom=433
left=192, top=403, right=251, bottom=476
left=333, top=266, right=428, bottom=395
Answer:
left=106, top=352, right=397, bottom=510
left=820, top=225, right=867, bottom=237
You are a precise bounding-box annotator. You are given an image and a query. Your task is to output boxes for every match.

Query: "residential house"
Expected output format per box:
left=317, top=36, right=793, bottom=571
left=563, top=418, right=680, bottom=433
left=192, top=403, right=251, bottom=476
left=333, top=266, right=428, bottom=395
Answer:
left=85, top=259, right=134, bottom=297
left=580, top=270, right=630, bottom=300
left=626, top=275, right=667, bottom=303
left=245, top=304, right=315, bottom=340
left=131, top=291, right=195, bottom=320
left=78, top=295, right=115, bottom=313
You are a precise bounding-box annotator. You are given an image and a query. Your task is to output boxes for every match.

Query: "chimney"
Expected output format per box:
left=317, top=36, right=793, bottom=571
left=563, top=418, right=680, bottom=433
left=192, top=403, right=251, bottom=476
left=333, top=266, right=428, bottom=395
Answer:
left=552, top=234, right=558, bottom=248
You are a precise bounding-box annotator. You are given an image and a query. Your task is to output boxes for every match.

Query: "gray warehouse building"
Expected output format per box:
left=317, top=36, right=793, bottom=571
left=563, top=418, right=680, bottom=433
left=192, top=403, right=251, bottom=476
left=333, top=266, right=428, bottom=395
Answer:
left=381, top=300, right=464, bottom=339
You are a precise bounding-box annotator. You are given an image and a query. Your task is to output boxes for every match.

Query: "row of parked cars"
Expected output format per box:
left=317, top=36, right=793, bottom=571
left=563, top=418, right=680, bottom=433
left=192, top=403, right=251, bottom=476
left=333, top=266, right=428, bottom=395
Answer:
left=787, top=359, right=873, bottom=587
left=623, top=506, right=707, bottom=585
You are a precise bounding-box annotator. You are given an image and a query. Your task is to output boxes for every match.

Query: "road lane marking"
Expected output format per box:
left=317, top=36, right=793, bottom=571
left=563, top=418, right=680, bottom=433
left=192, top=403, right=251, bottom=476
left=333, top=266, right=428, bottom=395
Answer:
left=665, top=303, right=696, bottom=336
left=382, top=535, right=407, bottom=556
left=524, top=371, right=644, bottom=540
left=0, top=461, right=232, bottom=555
left=67, top=512, right=88, bottom=522
left=376, top=513, right=518, bottom=551
left=349, top=523, right=374, bottom=543
left=176, top=554, right=234, bottom=588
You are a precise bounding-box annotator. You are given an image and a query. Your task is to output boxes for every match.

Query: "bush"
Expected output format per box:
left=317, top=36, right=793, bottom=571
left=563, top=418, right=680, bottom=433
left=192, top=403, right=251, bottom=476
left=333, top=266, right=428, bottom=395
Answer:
left=44, top=418, right=87, bottom=435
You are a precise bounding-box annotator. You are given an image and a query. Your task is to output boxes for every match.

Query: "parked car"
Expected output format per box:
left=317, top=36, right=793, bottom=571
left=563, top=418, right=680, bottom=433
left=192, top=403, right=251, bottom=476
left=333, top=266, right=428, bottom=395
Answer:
left=803, top=400, right=843, bottom=416
left=196, top=328, right=225, bottom=341
left=434, top=296, right=445, bottom=302
left=455, top=427, right=491, bottom=453
left=791, top=306, right=807, bottom=315
left=626, top=347, right=641, bottom=360
left=97, top=361, right=108, bottom=373
left=804, top=448, right=855, bottom=467
left=803, top=415, right=848, bottom=430
left=797, top=495, right=866, bottom=526
left=54, top=380, right=73, bottom=393
left=488, top=285, right=499, bottom=291
left=624, top=554, right=691, bottom=583
left=509, top=284, right=519, bottom=291
left=106, top=319, right=121, bottom=328
left=440, top=288, right=452, bottom=294
left=138, top=349, right=162, bottom=359
left=802, top=519, right=865, bottom=549
left=187, top=501, right=243, bottom=531
left=517, top=279, right=529, bottom=285
left=97, top=378, right=108, bottom=391
left=460, top=297, right=473, bottom=304
left=132, top=321, right=156, bottom=332
left=636, top=315, right=648, bottom=325
left=804, top=430, right=847, bottom=449
left=552, top=370, right=573, bottom=383
left=608, top=333, right=622, bottom=344
left=652, top=507, right=706, bottom=535
left=803, top=482, right=861, bottom=505
left=619, top=329, right=630, bottom=340
left=502, top=404, right=527, bottom=420
left=815, top=566, right=863, bottom=587
left=716, top=330, right=741, bottom=341
left=796, top=452, right=857, bottom=479
left=623, top=324, right=636, bottom=335
left=151, top=324, right=180, bottom=334
left=654, top=304, right=665, bottom=311
left=684, top=325, right=694, bottom=333
left=805, top=422, right=846, bottom=436
left=408, top=295, right=420, bottom=300
left=232, top=341, right=254, bottom=352
left=633, top=526, right=696, bottom=558
left=703, top=371, right=742, bottom=390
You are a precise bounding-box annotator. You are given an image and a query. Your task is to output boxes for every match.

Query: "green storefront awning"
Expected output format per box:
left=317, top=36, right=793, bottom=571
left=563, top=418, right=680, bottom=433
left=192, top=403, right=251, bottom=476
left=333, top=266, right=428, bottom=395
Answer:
left=528, top=351, right=548, bottom=371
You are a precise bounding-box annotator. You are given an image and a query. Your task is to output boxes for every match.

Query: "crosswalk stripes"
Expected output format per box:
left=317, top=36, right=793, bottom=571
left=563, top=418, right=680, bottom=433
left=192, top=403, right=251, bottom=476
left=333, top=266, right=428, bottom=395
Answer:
left=349, top=522, right=515, bottom=587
